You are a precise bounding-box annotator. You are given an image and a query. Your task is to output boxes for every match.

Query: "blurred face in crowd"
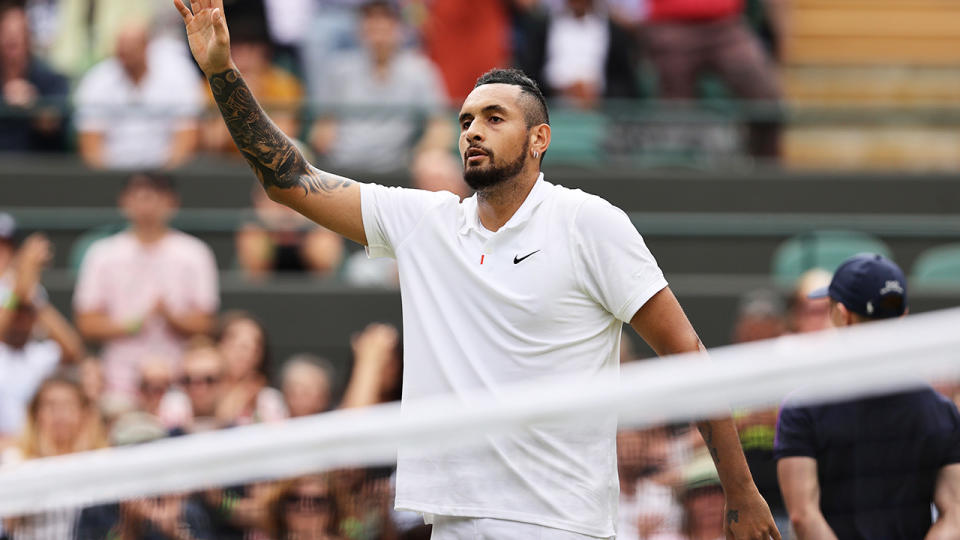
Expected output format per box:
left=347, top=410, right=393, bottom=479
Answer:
left=4, top=304, right=37, bottom=349
left=232, top=41, right=271, bottom=75
left=282, top=476, right=337, bottom=540
left=617, top=428, right=670, bottom=481
left=683, top=486, right=725, bottom=536
left=79, top=356, right=105, bottom=405
left=282, top=362, right=331, bottom=417
left=567, top=0, right=594, bottom=17
left=459, top=84, right=535, bottom=191
left=359, top=5, right=400, bottom=62
left=219, top=317, right=266, bottom=381
left=34, top=381, right=87, bottom=450
left=181, top=347, right=224, bottom=418
left=115, top=22, right=150, bottom=82
left=790, top=296, right=831, bottom=334
left=0, top=7, right=30, bottom=77
left=119, top=180, right=178, bottom=232
left=139, top=357, right=173, bottom=414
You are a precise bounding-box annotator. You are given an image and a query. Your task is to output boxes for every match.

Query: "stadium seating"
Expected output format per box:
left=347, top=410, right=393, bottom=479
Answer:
left=911, top=243, right=960, bottom=286
left=771, top=230, right=892, bottom=287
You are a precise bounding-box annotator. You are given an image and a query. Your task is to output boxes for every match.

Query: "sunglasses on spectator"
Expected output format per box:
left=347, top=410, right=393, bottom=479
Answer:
left=282, top=494, right=332, bottom=513
left=180, top=375, right=221, bottom=387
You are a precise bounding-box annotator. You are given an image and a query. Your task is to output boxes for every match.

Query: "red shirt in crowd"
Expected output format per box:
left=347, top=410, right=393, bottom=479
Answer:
left=648, top=0, right=743, bottom=21
left=422, top=0, right=511, bottom=102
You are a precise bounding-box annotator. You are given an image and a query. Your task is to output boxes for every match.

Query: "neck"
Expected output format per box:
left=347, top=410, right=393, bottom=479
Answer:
left=132, top=224, right=167, bottom=244
left=476, top=169, right=539, bottom=232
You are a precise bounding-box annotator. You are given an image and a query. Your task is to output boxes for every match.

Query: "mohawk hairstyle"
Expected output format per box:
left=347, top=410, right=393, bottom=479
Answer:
left=474, top=68, right=550, bottom=128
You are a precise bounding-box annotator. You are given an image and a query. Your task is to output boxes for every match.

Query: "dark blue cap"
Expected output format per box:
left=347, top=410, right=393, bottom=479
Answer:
left=808, top=253, right=908, bottom=319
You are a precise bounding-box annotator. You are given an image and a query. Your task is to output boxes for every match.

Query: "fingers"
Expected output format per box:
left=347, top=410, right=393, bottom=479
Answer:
left=770, top=525, right=783, bottom=540
left=212, top=8, right=229, bottom=41
left=172, top=0, right=193, bottom=23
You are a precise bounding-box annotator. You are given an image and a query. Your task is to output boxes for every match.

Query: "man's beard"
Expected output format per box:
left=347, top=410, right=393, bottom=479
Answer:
left=463, top=139, right=529, bottom=191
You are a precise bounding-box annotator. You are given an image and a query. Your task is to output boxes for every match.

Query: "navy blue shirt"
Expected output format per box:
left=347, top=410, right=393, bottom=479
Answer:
left=775, top=387, right=960, bottom=539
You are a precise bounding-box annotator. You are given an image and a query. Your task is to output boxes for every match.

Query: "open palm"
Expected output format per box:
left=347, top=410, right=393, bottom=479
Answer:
left=173, top=0, right=232, bottom=75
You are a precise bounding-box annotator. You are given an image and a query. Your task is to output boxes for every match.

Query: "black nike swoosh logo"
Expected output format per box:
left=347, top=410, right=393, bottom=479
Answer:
left=513, top=250, right=540, bottom=264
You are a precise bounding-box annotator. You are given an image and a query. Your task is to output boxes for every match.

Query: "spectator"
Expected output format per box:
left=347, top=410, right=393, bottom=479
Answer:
left=340, top=323, right=401, bottom=409
left=45, top=0, right=157, bottom=78
left=201, top=20, right=303, bottom=156
left=308, top=1, right=451, bottom=175
left=419, top=0, right=511, bottom=102
left=679, top=450, right=727, bottom=540
left=0, top=3, right=68, bottom=153
left=74, top=172, right=219, bottom=399
left=0, top=234, right=85, bottom=445
left=786, top=269, right=831, bottom=334
left=617, top=428, right=685, bottom=540
left=520, top=0, right=641, bottom=108
left=281, top=354, right=336, bottom=417
left=236, top=183, right=345, bottom=280
left=642, top=0, right=783, bottom=158
left=170, top=339, right=227, bottom=434
left=300, top=0, right=365, bottom=103
left=1, top=373, right=105, bottom=539
left=75, top=412, right=216, bottom=540
left=74, top=19, right=202, bottom=169
left=731, top=289, right=784, bottom=344
left=271, top=475, right=344, bottom=540
left=214, top=311, right=287, bottom=426
left=137, top=356, right=192, bottom=430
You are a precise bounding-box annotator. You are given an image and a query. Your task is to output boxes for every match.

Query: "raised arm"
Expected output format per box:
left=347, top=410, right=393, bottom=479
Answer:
left=173, top=0, right=365, bottom=244
left=630, top=287, right=780, bottom=540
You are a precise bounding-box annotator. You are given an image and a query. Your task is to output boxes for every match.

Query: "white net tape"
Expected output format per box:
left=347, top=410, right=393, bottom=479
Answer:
left=2, top=307, right=959, bottom=517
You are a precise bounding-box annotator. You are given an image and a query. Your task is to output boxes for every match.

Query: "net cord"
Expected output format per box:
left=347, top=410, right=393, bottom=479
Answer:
left=1, top=307, right=959, bottom=516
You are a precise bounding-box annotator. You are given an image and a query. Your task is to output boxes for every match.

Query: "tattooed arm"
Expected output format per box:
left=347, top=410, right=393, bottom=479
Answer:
left=630, top=288, right=780, bottom=540
left=174, top=0, right=365, bottom=244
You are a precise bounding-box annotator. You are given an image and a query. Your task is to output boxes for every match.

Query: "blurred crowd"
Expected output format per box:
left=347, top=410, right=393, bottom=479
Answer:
left=1, top=0, right=785, bottom=176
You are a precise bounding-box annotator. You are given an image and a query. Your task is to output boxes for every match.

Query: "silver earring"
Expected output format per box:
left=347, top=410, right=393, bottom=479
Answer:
left=533, top=151, right=539, bottom=158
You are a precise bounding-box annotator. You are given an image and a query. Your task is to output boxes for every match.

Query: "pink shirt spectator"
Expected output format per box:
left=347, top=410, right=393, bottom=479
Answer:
left=74, top=230, right=219, bottom=397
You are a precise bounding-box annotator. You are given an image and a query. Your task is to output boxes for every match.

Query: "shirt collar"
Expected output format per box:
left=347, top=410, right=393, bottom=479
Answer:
left=458, top=173, right=549, bottom=235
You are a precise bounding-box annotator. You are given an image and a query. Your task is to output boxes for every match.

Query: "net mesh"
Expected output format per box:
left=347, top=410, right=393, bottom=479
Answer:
left=2, top=308, right=960, bottom=540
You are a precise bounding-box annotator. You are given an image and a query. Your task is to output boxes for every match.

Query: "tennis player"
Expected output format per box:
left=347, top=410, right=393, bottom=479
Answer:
left=174, top=1, right=779, bottom=538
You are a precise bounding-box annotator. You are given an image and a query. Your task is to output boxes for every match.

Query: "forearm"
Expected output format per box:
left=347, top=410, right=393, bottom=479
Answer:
left=36, top=306, right=85, bottom=363
left=207, top=68, right=349, bottom=199
left=165, top=310, right=214, bottom=337
left=76, top=312, right=135, bottom=341
left=697, top=417, right=757, bottom=497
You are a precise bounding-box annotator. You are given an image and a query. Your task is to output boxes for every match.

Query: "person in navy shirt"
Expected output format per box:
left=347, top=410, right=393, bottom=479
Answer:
left=775, top=254, right=960, bottom=539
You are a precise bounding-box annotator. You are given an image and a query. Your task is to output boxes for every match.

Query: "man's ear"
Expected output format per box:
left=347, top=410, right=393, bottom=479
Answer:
left=835, top=302, right=855, bottom=326
left=530, top=123, right=550, bottom=159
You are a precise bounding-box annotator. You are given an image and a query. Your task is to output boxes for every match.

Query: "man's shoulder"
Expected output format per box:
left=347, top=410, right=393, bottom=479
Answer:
left=76, top=59, right=123, bottom=91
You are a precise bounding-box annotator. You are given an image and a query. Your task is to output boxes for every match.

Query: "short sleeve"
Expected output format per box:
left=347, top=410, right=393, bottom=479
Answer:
left=73, top=240, right=109, bottom=313
left=571, top=197, right=667, bottom=322
left=774, top=404, right=817, bottom=459
left=360, top=183, right=457, bottom=259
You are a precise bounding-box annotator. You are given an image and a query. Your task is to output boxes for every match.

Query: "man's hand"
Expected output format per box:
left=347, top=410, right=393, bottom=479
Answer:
left=724, top=489, right=781, bottom=540
left=13, top=233, right=52, bottom=302
left=173, top=0, right=233, bottom=76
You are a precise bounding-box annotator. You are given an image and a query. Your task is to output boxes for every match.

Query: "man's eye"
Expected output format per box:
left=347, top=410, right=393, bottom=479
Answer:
left=490, top=117, right=502, bottom=123
left=461, top=120, right=471, bottom=130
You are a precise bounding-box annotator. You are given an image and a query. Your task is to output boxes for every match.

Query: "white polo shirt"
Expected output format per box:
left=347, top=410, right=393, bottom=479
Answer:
left=360, top=174, right=667, bottom=537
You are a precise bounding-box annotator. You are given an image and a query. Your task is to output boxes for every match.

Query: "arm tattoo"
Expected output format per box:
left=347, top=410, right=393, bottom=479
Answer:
left=698, top=421, right=720, bottom=464
left=208, top=69, right=352, bottom=195
left=726, top=509, right=739, bottom=524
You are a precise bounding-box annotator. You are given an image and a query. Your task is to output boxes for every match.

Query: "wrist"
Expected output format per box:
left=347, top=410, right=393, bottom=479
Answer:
left=204, top=60, right=237, bottom=79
